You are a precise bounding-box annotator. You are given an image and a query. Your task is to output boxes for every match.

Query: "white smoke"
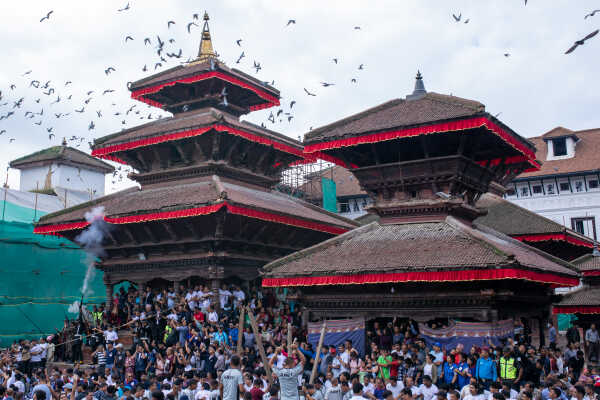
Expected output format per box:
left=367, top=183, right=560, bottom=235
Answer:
left=69, top=206, right=111, bottom=313
left=68, top=301, right=81, bottom=314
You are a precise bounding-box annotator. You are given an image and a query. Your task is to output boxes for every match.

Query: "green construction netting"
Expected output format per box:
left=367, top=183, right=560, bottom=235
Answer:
left=558, top=313, right=578, bottom=331
left=0, top=200, right=49, bottom=224
left=321, top=177, right=337, bottom=213
left=0, top=220, right=106, bottom=345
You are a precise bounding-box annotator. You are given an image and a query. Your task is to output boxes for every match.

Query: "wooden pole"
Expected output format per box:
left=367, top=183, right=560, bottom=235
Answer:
left=237, top=307, right=245, bottom=356
left=246, top=306, right=273, bottom=386
left=287, top=322, right=293, bottom=356
left=309, top=321, right=327, bottom=384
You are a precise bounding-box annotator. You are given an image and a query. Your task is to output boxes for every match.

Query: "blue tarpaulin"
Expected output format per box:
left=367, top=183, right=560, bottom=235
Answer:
left=308, top=318, right=365, bottom=356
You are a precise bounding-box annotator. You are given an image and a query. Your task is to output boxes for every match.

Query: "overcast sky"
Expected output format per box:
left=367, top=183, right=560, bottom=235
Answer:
left=1, top=0, right=599, bottom=193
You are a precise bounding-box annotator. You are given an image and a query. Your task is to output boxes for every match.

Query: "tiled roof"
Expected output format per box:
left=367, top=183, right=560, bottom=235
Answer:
left=555, top=286, right=600, bottom=306
left=300, top=165, right=366, bottom=199
left=572, top=253, right=600, bottom=272
left=518, top=127, right=600, bottom=178
left=475, top=193, right=575, bottom=236
left=541, top=126, right=576, bottom=139
left=262, top=216, right=577, bottom=278
left=10, top=146, right=114, bottom=173
left=93, top=108, right=301, bottom=150
left=304, top=93, right=486, bottom=143
left=37, top=175, right=358, bottom=231
left=129, top=59, right=279, bottom=97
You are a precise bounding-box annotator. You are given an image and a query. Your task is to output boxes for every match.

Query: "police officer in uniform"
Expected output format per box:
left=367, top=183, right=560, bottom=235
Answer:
left=498, top=347, right=517, bottom=388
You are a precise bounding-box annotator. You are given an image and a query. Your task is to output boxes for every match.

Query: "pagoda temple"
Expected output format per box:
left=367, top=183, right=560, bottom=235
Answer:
left=262, top=73, right=580, bottom=326
left=34, top=14, right=357, bottom=303
left=553, top=253, right=600, bottom=321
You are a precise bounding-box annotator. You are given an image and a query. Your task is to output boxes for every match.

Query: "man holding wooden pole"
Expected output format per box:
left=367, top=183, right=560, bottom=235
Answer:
left=270, top=343, right=306, bottom=400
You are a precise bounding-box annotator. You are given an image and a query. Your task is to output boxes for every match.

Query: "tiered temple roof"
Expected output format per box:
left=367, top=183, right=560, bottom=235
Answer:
left=34, top=14, right=357, bottom=291
left=262, top=72, right=579, bottom=321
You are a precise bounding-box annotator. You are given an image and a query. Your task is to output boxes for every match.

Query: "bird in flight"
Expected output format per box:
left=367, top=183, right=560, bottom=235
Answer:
left=236, top=52, right=245, bottom=64
left=40, top=10, right=53, bottom=22
left=22, top=70, right=32, bottom=76
left=358, top=64, right=365, bottom=70
left=75, top=107, right=85, bottom=113
left=103, top=89, right=115, bottom=95
left=155, top=62, right=162, bottom=70
left=287, top=116, right=293, bottom=122
left=117, top=2, right=130, bottom=12
left=88, top=121, right=95, bottom=130
left=332, top=58, right=338, bottom=64
left=167, top=20, right=176, bottom=28
left=125, top=36, right=134, bottom=42
left=290, top=100, right=296, bottom=108
left=144, top=38, right=151, bottom=46
left=584, top=10, right=600, bottom=19
left=320, top=82, right=335, bottom=87
left=142, top=64, right=148, bottom=72
left=304, top=88, right=316, bottom=96
left=236, top=39, right=242, bottom=46
left=48, top=133, right=55, bottom=140
left=105, top=66, right=116, bottom=75
left=565, top=29, right=599, bottom=54
left=504, top=53, right=510, bottom=57
left=464, top=19, right=470, bottom=24
left=96, top=110, right=102, bottom=118
left=253, top=61, right=261, bottom=73
left=47, top=127, right=53, bottom=133
left=452, top=13, right=461, bottom=22
left=354, top=26, right=361, bottom=30
left=351, top=78, right=357, bottom=83
left=187, top=22, right=198, bottom=33
left=286, top=19, right=296, bottom=26
left=65, top=81, right=72, bottom=86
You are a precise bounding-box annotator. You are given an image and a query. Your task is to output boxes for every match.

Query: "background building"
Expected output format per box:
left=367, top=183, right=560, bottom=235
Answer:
left=0, top=143, right=113, bottom=343
left=505, top=127, right=600, bottom=241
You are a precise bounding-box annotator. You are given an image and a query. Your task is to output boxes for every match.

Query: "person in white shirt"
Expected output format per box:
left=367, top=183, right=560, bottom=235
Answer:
left=232, top=287, right=245, bottom=307
left=350, top=383, right=367, bottom=400
left=104, top=326, right=118, bottom=343
left=404, top=378, right=419, bottom=398
left=208, top=307, right=219, bottom=323
left=195, top=382, right=213, bottom=400
left=386, top=380, right=404, bottom=400
left=219, top=285, right=232, bottom=309
left=463, top=383, right=486, bottom=400
left=417, top=375, right=438, bottom=400
left=325, top=378, right=343, bottom=400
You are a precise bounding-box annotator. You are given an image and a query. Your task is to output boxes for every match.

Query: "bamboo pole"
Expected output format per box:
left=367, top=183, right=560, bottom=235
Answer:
left=237, top=307, right=245, bottom=356
left=287, top=322, right=293, bottom=356
left=246, top=306, right=273, bottom=386
left=309, top=321, right=327, bottom=384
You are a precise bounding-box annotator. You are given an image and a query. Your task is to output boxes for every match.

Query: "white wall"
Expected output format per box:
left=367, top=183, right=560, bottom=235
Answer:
left=18, top=162, right=106, bottom=197
left=507, top=175, right=600, bottom=240
left=19, top=163, right=60, bottom=192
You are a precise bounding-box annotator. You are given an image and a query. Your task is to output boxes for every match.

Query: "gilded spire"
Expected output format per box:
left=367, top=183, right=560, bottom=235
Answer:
left=197, top=12, right=217, bottom=62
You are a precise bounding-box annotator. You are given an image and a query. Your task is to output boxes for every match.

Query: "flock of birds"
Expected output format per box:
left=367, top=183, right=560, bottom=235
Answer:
left=0, top=2, right=599, bottom=190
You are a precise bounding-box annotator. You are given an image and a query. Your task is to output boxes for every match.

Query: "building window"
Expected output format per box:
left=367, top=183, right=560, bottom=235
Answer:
left=572, top=217, right=597, bottom=240
left=506, top=187, right=516, bottom=197
left=553, top=137, right=567, bottom=156
left=589, top=180, right=599, bottom=189
left=353, top=200, right=360, bottom=212
left=520, top=187, right=529, bottom=197
left=559, top=182, right=571, bottom=192
left=575, top=181, right=584, bottom=192
left=546, top=184, right=555, bottom=194
left=339, top=203, right=350, bottom=213
left=532, top=185, right=543, bottom=194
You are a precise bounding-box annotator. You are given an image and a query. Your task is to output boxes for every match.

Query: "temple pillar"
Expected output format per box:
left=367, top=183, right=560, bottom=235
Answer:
left=208, top=265, right=224, bottom=310
left=105, top=282, right=114, bottom=308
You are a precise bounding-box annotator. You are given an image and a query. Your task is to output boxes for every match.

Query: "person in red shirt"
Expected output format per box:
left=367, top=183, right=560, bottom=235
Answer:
left=388, top=353, right=401, bottom=381
left=250, top=378, right=264, bottom=400
left=194, top=310, right=205, bottom=324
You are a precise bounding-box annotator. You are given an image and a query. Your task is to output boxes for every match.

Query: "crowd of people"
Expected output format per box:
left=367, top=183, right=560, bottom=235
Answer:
left=1, top=283, right=600, bottom=400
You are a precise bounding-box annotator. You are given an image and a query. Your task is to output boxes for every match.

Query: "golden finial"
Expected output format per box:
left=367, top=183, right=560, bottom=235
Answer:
left=195, top=11, right=217, bottom=63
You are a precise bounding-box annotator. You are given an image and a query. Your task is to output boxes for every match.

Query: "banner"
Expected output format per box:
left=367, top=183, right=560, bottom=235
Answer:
left=308, top=318, right=365, bottom=356
left=418, top=319, right=514, bottom=351
left=321, top=177, right=337, bottom=213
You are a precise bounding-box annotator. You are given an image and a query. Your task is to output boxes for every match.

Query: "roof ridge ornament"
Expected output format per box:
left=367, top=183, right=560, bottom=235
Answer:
left=406, top=70, right=427, bottom=101
left=193, top=11, right=218, bottom=64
